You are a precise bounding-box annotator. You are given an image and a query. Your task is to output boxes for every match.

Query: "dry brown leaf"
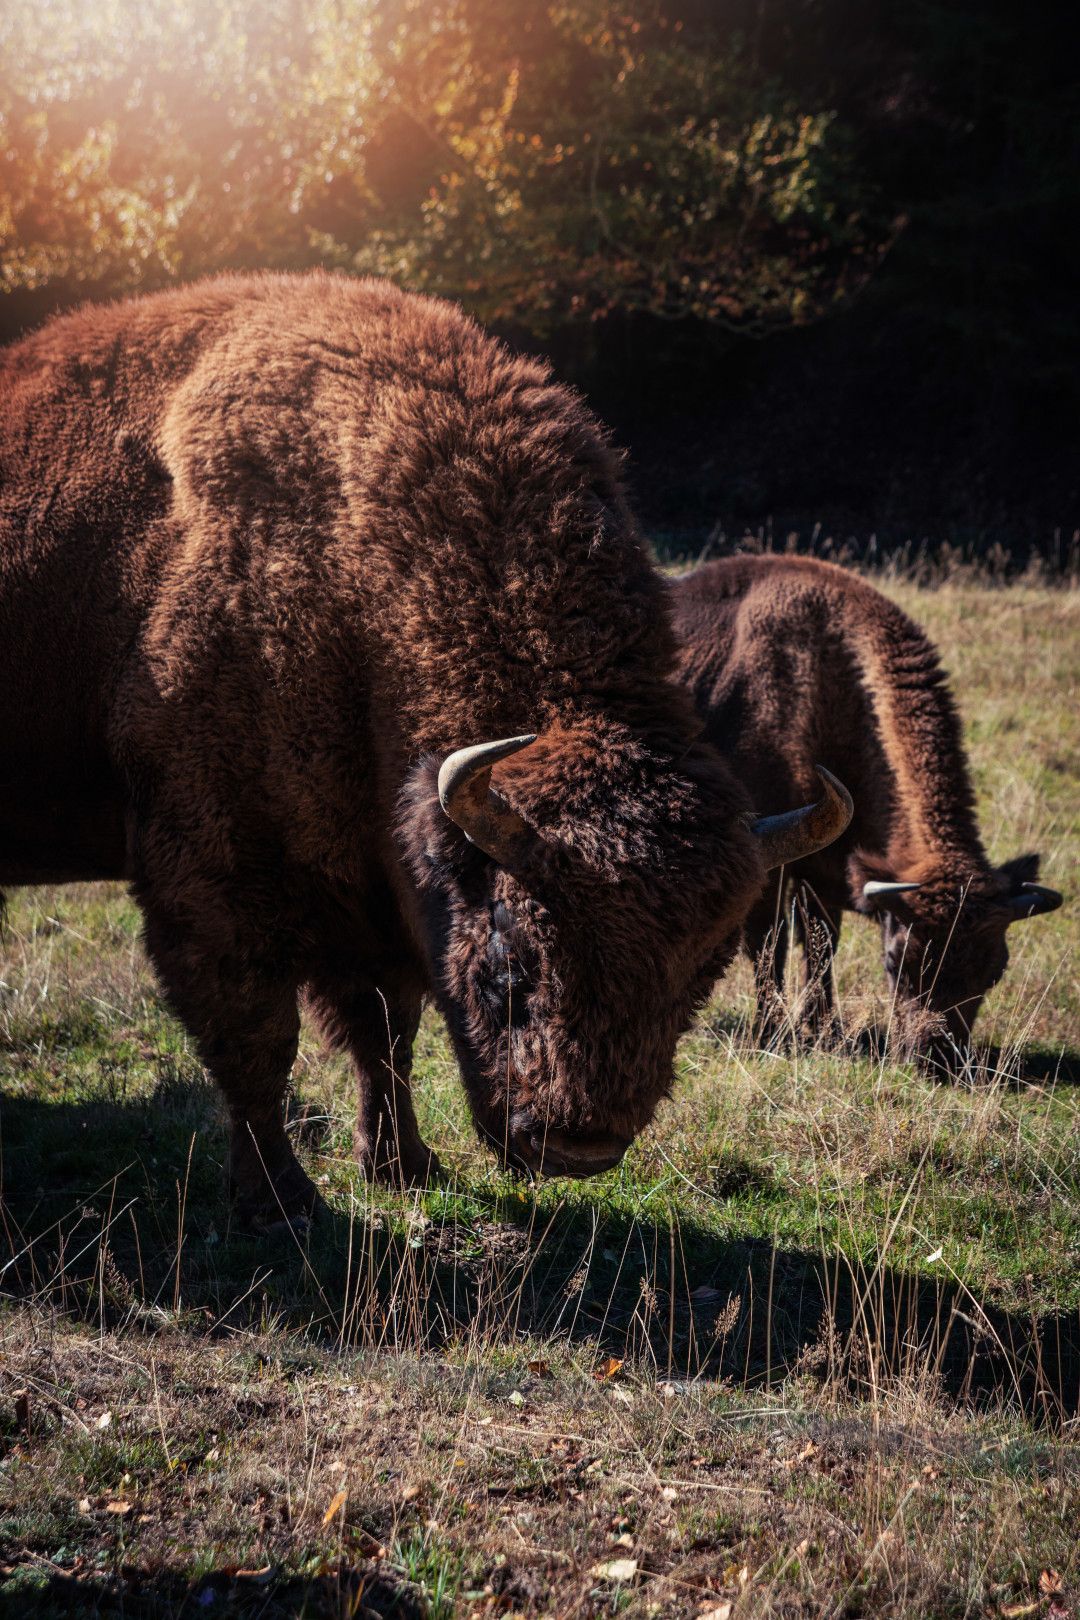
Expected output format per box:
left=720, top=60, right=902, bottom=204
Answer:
left=1040, top=1573, right=1064, bottom=1597
left=999, top=1604, right=1038, bottom=1618
left=95, top=1412, right=112, bottom=1431
left=105, top=1500, right=132, bottom=1516
left=322, top=1489, right=347, bottom=1526
left=698, top=1605, right=733, bottom=1620
left=595, top=1356, right=624, bottom=1381
left=526, top=1358, right=552, bottom=1378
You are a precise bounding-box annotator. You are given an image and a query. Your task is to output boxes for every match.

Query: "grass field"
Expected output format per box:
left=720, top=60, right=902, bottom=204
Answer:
left=1, top=581, right=1077, bottom=1618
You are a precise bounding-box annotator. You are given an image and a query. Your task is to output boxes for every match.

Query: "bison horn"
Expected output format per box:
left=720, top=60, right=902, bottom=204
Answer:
left=751, top=765, right=853, bottom=871
left=1002, top=882, right=1063, bottom=921
left=438, top=734, right=538, bottom=867
left=863, top=880, right=923, bottom=900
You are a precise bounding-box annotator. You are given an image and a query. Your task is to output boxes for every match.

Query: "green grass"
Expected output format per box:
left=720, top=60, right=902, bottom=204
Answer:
left=1, top=581, right=1077, bottom=1617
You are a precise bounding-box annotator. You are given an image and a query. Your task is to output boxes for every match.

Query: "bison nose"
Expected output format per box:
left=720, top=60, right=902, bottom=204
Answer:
left=506, top=1113, right=629, bottom=1179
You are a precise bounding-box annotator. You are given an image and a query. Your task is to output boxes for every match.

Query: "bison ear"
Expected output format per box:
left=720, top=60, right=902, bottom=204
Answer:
left=996, top=853, right=1063, bottom=922
left=996, top=852, right=1041, bottom=889
left=848, top=850, right=922, bottom=915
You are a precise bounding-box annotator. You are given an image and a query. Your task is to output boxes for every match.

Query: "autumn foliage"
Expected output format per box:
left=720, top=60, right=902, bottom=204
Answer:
left=0, top=0, right=883, bottom=330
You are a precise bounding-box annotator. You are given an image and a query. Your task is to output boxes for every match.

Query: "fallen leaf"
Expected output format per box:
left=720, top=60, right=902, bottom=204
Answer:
left=1040, top=1573, right=1064, bottom=1597
left=698, top=1606, right=732, bottom=1620
left=322, top=1488, right=347, bottom=1526
left=595, top=1357, right=624, bottom=1381
left=660, top=1485, right=678, bottom=1502
left=508, top=1390, right=526, bottom=1407
left=95, top=1412, right=112, bottom=1431
left=999, top=1604, right=1038, bottom=1618
left=591, top=1557, right=638, bottom=1583
left=526, top=1358, right=552, bottom=1378
left=105, top=1500, right=132, bottom=1516
left=77, top=1497, right=92, bottom=1514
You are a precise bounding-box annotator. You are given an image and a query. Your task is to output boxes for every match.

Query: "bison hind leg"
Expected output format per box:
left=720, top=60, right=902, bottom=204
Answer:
left=744, top=889, right=795, bottom=1051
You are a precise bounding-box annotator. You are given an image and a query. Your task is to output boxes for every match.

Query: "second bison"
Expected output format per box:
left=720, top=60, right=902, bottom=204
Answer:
left=672, top=555, right=1061, bottom=1068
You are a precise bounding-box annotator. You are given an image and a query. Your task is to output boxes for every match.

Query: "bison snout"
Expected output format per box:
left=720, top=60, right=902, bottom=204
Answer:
left=505, top=1112, right=629, bottom=1179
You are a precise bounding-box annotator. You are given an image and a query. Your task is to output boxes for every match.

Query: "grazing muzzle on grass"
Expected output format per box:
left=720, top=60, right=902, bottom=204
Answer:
left=403, top=725, right=852, bottom=1172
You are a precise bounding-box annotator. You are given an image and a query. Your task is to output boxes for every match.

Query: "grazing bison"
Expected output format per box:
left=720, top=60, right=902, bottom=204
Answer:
left=0, top=274, right=851, bottom=1223
left=671, top=555, right=1062, bottom=1068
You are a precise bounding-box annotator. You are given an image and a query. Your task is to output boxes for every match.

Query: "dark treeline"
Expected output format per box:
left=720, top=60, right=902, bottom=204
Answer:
left=2, top=0, right=1076, bottom=558
left=530, top=0, right=1080, bottom=559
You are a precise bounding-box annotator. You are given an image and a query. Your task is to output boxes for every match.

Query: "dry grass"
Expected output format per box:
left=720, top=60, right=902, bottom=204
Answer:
left=1, top=581, right=1077, bottom=1617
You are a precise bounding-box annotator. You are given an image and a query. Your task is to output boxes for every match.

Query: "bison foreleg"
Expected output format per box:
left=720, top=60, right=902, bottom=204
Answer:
left=305, top=978, right=442, bottom=1187
left=138, top=901, right=322, bottom=1231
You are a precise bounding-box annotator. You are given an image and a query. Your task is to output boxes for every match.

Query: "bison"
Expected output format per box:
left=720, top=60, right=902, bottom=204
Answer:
left=0, top=274, right=851, bottom=1224
left=671, top=554, right=1062, bottom=1068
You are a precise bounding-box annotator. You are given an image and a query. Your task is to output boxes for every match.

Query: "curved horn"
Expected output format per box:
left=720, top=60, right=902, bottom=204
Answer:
left=751, top=765, right=853, bottom=871
left=863, top=880, right=923, bottom=901
left=437, top=734, right=538, bottom=867
left=1003, top=882, right=1063, bottom=921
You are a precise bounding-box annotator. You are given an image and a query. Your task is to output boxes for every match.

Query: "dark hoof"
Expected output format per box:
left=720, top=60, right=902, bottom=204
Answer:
left=247, top=1209, right=315, bottom=1240
left=233, top=1189, right=327, bottom=1239
left=358, top=1139, right=445, bottom=1189
left=229, top=1160, right=328, bottom=1236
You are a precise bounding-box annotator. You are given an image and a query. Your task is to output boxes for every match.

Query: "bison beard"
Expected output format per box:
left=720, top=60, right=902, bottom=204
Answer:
left=671, top=555, right=1062, bottom=1070
left=0, top=274, right=850, bottom=1226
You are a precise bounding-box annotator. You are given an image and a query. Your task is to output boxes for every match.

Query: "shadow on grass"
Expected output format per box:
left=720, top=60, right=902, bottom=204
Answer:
left=0, top=1557, right=427, bottom=1618
left=1, top=1082, right=1077, bottom=1425
left=845, top=1027, right=1080, bottom=1088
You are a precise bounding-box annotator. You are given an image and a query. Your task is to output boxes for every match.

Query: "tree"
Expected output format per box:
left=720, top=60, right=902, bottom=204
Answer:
left=0, top=0, right=884, bottom=331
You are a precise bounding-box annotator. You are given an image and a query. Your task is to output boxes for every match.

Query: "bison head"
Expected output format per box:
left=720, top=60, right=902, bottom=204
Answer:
left=402, top=723, right=851, bottom=1176
left=851, top=850, right=1062, bottom=1069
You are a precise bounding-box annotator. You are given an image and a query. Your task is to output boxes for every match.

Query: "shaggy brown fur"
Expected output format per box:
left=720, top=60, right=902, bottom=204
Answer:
left=0, top=272, right=768, bottom=1220
left=672, top=555, right=1061, bottom=1065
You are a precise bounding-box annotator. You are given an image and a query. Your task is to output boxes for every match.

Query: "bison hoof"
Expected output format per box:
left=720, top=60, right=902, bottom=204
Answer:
left=229, top=1152, right=326, bottom=1236
left=356, top=1135, right=445, bottom=1189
